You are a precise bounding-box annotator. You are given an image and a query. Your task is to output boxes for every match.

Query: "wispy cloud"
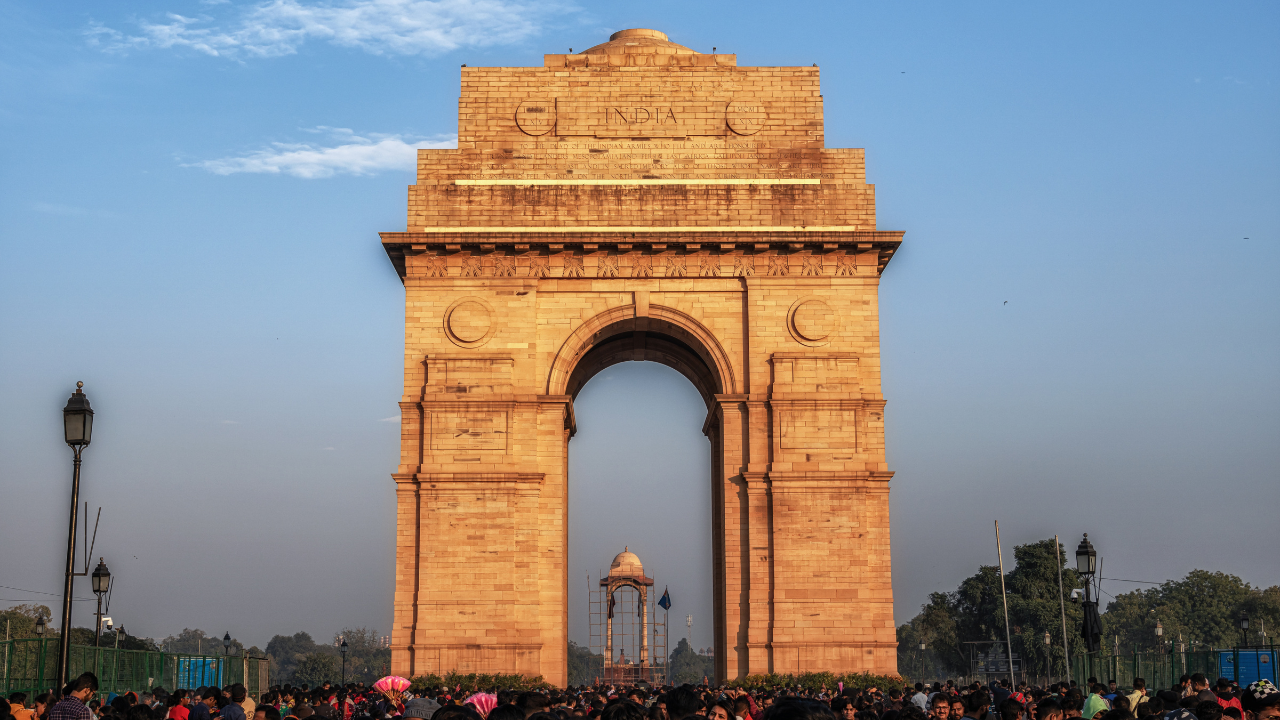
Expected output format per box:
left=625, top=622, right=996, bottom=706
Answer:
left=379, top=415, right=400, bottom=422
left=188, top=127, right=456, bottom=179
left=86, top=0, right=575, bottom=58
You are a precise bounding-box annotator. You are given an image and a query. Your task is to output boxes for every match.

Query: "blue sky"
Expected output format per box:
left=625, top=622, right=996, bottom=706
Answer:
left=1, top=1, right=1277, bottom=655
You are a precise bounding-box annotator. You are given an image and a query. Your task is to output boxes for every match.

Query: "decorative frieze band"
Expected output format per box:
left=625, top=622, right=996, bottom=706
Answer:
left=406, top=248, right=881, bottom=279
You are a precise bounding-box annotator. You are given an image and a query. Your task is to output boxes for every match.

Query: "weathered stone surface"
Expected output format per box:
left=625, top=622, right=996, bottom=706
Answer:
left=383, top=28, right=902, bottom=685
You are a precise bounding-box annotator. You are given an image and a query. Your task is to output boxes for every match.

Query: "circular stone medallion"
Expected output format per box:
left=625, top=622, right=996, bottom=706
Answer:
left=726, top=99, right=767, bottom=136
left=445, top=297, right=495, bottom=347
left=788, top=297, right=835, bottom=346
left=515, top=99, right=556, bottom=136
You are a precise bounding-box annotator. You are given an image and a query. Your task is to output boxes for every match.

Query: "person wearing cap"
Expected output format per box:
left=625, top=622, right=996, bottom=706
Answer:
left=1242, top=681, right=1280, bottom=720
left=404, top=699, right=441, bottom=720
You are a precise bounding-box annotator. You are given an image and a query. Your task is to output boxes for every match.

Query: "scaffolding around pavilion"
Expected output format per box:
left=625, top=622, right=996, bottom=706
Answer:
left=589, top=548, right=667, bottom=685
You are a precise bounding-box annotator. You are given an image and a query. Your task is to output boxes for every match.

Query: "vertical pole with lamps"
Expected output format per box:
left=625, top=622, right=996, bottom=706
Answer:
left=340, top=639, right=348, bottom=685
left=92, top=560, right=111, bottom=647
left=57, top=382, right=94, bottom=693
left=35, top=615, right=48, bottom=691
left=1076, top=534, right=1101, bottom=674
left=1155, top=621, right=1163, bottom=688
left=1044, top=631, right=1052, bottom=686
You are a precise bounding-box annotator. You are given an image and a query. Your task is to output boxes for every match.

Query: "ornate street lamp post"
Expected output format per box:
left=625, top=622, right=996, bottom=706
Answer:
left=57, top=382, right=94, bottom=692
left=1076, top=534, right=1101, bottom=654
left=35, top=615, right=46, bottom=637
left=1239, top=612, right=1250, bottom=648
left=1044, top=631, right=1052, bottom=684
left=340, top=639, right=349, bottom=684
left=91, top=559, right=111, bottom=647
left=223, top=632, right=232, bottom=656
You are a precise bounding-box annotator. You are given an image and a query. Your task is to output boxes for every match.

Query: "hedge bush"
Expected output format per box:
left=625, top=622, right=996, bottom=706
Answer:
left=409, top=672, right=552, bottom=694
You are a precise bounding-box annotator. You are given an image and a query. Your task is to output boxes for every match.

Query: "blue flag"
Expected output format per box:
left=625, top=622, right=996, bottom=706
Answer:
left=658, top=587, right=671, bottom=610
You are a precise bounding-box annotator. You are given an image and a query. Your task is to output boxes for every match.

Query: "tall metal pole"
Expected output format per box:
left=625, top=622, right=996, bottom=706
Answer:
left=94, top=596, right=102, bottom=648
left=995, top=521, right=1016, bottom=689
left=1056, top=535, right=1071, bottom=684
left=57, top=446, right=84, bottom=693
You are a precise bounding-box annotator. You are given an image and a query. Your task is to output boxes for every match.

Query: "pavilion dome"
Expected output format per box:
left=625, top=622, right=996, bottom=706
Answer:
left=581, top=29, right=700, bottom=56
left=608, top=547, right=645, bottom=577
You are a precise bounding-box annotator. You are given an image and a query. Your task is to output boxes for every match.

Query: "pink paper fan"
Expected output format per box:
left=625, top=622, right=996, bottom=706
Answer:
left=464, top=693, right=498, bottom=719
left=373, top=676, right=411, bottom=694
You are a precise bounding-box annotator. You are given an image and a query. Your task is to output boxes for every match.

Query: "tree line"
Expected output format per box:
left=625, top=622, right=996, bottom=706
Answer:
left=896, top=538, right=1280, bottom=679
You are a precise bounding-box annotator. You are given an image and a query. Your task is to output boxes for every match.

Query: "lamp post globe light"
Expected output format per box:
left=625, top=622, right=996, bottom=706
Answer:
left=340, top=639, right=349, bottom=684
left=35, top=615, right=46, bottom=636
left=223, top=632, right=232, bottom=656
left=91, top=559, right=111, bottom=647
left=1240, top=612, right=1250, bottom=647
left=57, top=381, right=94, bottom=692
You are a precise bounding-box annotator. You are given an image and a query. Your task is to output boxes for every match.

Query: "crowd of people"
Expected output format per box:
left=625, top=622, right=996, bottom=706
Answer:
left=5, top=670, right=1278, bottom=720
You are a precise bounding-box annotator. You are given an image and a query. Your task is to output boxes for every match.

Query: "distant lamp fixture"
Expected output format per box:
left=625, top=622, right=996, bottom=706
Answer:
left=1156, top=620, right=1163, bottom=638
left=35, top=615, right=46, bottom=636
left=1044, top=631, right=1051, bottom=646
left=340, top=639, right=348, bottom=655
left=1241, top=613, right=1250, bottom=632
left=920, top=642, right=926, bottom=651
left=223, top=632, right=232, bottom=655
left=1075, top=534, right=1097, bottom=576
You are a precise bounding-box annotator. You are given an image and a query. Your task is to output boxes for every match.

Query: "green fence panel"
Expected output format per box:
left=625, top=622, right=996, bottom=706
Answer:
left=1, top=639, right=58, bottom=697
left=1072, top=649, right=1222, bottom=693
left=2, top=641, right=264, bottom=699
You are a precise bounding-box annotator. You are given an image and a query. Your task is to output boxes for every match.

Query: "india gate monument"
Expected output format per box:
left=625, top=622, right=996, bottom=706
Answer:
left=381, top=28, right=902, bottom=685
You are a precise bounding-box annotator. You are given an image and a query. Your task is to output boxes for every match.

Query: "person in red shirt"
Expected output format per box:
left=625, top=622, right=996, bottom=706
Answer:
left=1218, top=680, right=1244, bottom=715
left=167, top=691, right=191, bottom=720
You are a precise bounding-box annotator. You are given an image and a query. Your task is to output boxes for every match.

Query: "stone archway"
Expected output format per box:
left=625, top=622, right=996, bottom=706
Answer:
left=381, top=28, right=903, bottom=686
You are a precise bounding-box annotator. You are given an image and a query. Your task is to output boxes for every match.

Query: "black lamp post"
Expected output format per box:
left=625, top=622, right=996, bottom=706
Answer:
left=1044, top=631, right=1052, bottom=684
left=57, top=381, right=94, bottom=693
left=1156, top=620, right=1163, bottom=645
left=340, top=639, right=349, bottom=684
left=35, top=615, right=46, bottom=637
left=1076, top=534, right=1101, bottom=653
left=1239, top=612, right=1250, bottom=648
left=91, top=559, right=111, bottom=647
left=223, top=632, right=232, bottom=656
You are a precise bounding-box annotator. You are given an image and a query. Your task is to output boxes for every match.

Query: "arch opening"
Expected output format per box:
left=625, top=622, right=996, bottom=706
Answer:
left=565, top=361, right=717, bottom=685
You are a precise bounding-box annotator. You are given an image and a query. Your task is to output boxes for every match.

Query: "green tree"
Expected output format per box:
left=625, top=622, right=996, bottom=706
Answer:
left=161, top=628, right=248, bottom=656
left=898, top=538, right=1085, bottom=680
left=1101, top=571, right=1279, bottom=651
left=567, top=641, right=602, bottom=686
left=668, top=638, right=713, bottom=685
left=293, top=652, right=340, bottom=687
left=333, top=627, right=390, bottom=684
left=0, top=604, right=54, bottom=639
left=266, top=631, right=320, bottom=684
